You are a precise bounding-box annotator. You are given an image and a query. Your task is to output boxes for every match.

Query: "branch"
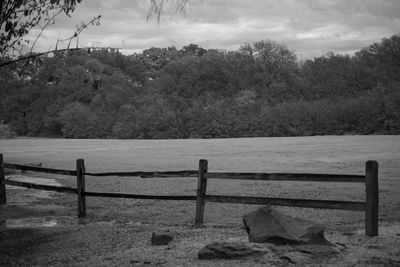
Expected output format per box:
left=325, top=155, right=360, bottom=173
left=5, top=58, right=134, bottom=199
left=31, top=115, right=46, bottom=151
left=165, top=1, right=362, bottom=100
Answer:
left=1, top=0, right=88, bottom=57
left=1, top=15, right=102, bottom=68
left=30, top=9, right=63, bottom=53
left=57, top=15, right=101, bottom=51
left=147, top=0, right=189, bottom=23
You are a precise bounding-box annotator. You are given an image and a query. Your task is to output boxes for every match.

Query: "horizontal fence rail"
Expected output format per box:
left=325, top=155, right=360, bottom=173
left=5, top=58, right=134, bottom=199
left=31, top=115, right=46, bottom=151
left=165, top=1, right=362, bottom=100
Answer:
left=4, top=163, right=76, bottom=176
left=85, top=170, right=365, bottom=182
left=5, top=179, right=77, bottom=194
left=85, top=191, right=197, bottom=200
left=206, top=172, right=365, bottom=183
left=84, top=170, right=198, bottom=178
left=0, top=154, right=379, bottom=237
left=204, top=195, right=366, bottom=211
left=4, top=162, right=365, bottom=182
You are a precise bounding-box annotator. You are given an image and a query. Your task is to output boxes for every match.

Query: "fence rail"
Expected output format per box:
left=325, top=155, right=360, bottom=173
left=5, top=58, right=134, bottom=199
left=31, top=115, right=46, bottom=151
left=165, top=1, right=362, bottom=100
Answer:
left=4, top=162, right=76, bottom=176
left=204, top=195, right=366, bottom=211
left=0, top=154, right=379, bottom=236
left=85, top=191, right=197, bottom=200
left=5, top=179, right=77, bottom=194
left=84, top=170, right=198, bottom=178
left=206, top=172, right=365, bottom=182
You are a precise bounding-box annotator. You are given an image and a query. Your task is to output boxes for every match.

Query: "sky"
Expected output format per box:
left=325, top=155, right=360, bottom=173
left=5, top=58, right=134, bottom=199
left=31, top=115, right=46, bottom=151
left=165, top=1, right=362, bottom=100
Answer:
left=27, top=0, right=400, bottom=60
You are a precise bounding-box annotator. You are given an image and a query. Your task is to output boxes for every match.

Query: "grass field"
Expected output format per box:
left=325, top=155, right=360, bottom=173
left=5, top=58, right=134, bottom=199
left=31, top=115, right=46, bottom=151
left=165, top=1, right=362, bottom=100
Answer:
left=1, top=135, right=400, bottom=172
left=1, top=135, right=400, bottom=224
left=1, top=135, right=400, bottom=266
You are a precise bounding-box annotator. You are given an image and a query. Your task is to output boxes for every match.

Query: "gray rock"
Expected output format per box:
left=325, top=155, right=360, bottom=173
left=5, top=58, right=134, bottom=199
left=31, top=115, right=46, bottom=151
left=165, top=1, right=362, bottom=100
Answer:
left=198, top=241, right=269, bottom=259
left=273, top=244, right=337, bottom=264
left=151, top=232, right=173, bottom=245
left=295, top=244, right=337, bottom=255
left=243, top=205, right=331, bottom=245
left=280, top=251, right=313, bottom=264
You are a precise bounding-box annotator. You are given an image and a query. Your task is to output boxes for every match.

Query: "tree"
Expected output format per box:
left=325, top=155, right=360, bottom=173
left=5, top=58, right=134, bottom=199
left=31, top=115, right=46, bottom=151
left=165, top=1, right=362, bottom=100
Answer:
left=58, top=102, right=110, bottom=138
left=240, top=39, right=297, bottom=88
left=180, top=43, right=207, bottom=57
left=157, top=49, right=243, bottom=100
left=355, top=34, right=400, bottom=84
left=1, top=0, right=87, bottom=56
left=2, top=32, right=400, bottom=139
left=301, top=53, right=368, bottom=99
left=0, top=0, right=187, bottom=67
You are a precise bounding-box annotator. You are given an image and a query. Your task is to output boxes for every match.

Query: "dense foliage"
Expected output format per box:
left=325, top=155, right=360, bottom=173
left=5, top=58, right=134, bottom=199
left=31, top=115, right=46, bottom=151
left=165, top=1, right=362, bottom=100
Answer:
left=1, top=35, right=399, bottom=139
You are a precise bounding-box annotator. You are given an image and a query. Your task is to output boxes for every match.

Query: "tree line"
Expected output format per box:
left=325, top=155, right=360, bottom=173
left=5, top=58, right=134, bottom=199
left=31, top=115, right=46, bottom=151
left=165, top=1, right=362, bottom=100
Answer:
left=1, top=34, right=399, bottom=139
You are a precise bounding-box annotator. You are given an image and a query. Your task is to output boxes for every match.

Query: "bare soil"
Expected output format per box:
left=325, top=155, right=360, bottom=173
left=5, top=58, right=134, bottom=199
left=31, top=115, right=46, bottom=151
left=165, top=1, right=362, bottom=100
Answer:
left=1, top=174, right=399, bottom=266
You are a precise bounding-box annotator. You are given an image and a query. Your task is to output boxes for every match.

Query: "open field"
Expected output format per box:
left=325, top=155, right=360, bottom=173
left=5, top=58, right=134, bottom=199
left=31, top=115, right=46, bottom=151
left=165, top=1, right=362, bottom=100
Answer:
left=1, top=135, right=400, bottom=266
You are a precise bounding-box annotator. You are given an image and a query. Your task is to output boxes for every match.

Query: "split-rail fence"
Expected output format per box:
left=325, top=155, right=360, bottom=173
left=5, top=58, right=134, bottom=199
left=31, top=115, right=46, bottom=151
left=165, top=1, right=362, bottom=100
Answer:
left=0, top=154, right=379, bottom=236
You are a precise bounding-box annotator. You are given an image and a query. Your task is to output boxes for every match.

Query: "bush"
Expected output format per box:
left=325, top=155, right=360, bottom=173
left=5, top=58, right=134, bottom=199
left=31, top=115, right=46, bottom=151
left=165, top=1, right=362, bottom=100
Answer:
left=0, top=124, right=16, bottom=139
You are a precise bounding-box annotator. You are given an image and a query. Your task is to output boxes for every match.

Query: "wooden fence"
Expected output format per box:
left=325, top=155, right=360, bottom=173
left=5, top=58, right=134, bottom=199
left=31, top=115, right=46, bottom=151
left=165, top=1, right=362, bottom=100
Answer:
left=0, top=154, right=379, bottom=236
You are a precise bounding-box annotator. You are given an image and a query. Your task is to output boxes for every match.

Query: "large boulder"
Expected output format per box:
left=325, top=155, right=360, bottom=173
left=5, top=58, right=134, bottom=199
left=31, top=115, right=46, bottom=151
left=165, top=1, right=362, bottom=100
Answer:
left=198, top=241, right=269, bottom=259
left=243, top=205, right=330, bottom=245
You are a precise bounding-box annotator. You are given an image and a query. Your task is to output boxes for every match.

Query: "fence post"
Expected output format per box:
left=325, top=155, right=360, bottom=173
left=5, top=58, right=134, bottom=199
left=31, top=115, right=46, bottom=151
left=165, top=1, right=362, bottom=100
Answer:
left=195, top=159, right=208, bottom=226
left=0, top=154, right=6, bottom=205
left=365, top=160, right=378, bottom=236
left=76, top=159, right=86, bottom=217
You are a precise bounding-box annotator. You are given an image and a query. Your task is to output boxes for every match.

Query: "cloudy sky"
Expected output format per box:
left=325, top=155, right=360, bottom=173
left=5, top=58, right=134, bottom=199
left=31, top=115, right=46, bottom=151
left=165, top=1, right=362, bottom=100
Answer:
left=28, top=0, right=400, bottom=59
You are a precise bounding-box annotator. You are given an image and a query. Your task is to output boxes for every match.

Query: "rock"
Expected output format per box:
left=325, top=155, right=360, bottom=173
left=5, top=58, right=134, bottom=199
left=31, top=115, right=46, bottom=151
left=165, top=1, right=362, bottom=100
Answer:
left=280, top=251, right=313, bottom=264
left=295, top=244, right=337, bottom=256
left=151, top=232, right=173, bottom=245
left=198, top=241, right=269, bottom=259
left=276, top=244, right=338, bottom=264
left=270, top=243, right=338, bottom=264
left=243, top=205, right=330, bottom=245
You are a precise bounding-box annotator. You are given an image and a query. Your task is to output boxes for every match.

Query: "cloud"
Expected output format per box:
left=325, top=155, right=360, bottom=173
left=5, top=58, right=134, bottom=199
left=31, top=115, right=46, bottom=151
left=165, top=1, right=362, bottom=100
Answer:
left=24, top=0, right=400, bottom=59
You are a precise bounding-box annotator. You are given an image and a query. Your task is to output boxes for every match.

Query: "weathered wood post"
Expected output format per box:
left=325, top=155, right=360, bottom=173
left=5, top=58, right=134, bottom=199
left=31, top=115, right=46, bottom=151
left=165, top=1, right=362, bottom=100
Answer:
left=0, top=154, right=6, bottom=205
left=195, top=159, right=208, bottom=226
left=76, top=159, right=86, bottom=217
left=365, top=160, right=378, bottom=236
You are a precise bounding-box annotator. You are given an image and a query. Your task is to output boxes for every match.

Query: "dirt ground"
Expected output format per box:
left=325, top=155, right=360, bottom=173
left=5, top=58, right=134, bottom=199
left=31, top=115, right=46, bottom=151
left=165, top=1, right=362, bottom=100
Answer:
left=1, top=174, right=400, bottom=267
left=1, top=136, right=400, bottom=266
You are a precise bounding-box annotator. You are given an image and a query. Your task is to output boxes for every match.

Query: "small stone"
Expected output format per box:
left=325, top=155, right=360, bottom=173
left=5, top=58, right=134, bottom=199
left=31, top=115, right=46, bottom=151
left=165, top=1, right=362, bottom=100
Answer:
left=151, top=232, right=173, bottom=245
left=198, top=241, right=269, bottom=259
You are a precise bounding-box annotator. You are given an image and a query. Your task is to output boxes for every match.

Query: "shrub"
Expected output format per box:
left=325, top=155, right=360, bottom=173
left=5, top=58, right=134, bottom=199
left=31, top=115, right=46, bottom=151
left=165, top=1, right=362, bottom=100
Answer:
left=0, top=124, right=16, bottom=139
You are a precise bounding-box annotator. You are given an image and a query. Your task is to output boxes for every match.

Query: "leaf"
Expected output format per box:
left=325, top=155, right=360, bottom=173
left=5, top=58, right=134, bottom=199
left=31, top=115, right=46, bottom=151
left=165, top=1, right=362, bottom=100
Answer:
left=16, top=0, right=23, bottom=8
left=5, top=21, right=12, bottom=32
